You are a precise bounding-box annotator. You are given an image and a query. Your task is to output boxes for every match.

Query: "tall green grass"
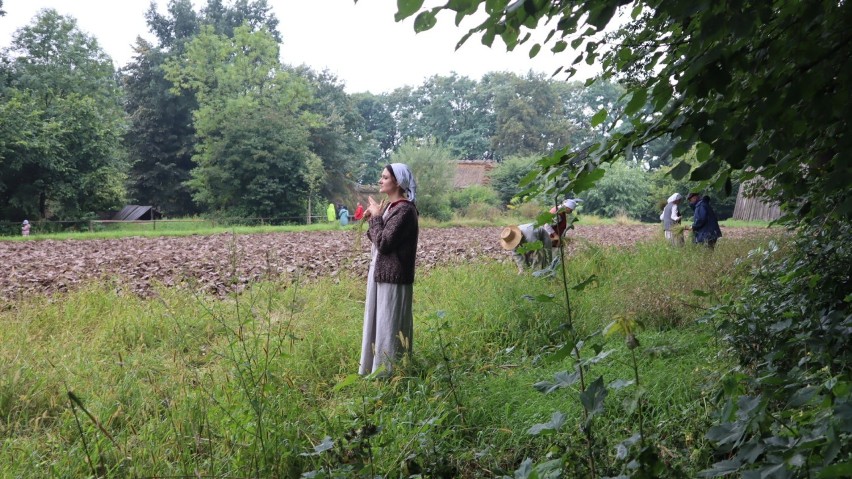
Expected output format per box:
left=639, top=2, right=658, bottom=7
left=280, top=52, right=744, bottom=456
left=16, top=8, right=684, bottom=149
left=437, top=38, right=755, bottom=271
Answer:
left=0, top=237, right=775, bottom=477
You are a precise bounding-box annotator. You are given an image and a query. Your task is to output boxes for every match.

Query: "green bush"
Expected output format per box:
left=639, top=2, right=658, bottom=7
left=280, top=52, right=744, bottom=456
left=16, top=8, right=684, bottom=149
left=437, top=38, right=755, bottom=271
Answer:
left=700, top=220, right=851, bottom=477
left=393, top=142, right=455, bottom=221
left=581, top=160, right=651, bottom=219
left=449, top=185, right=500, bottom=210
left=489, top=155, right=540, bottom=206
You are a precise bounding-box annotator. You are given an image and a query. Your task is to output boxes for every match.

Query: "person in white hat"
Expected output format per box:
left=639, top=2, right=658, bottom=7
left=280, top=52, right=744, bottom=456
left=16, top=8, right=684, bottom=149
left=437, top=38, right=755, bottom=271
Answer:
left=21, top=220, right=31, bottom=237
left=660, top=193, right=684, bottom=246
left=499, top=223, right=553, bottom=274
left=543, top=198, right=581, bottom=246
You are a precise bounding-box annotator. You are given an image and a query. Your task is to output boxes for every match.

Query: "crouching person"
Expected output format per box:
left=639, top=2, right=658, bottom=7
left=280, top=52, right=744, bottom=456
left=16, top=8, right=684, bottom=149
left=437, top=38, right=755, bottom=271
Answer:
left=500, top=224, right=553, bottom=274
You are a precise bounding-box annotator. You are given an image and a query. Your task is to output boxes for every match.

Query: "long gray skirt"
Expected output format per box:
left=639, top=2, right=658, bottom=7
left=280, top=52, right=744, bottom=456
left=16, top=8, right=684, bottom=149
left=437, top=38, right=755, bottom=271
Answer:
left=359, top=261, right=413, bottom=375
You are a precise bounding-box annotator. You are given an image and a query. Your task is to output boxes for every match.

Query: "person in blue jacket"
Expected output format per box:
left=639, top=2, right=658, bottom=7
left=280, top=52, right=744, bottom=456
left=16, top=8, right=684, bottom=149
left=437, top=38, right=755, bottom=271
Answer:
left=686, top=192, right=722, bottom=249
left=338, top=205, right=350, bottom=226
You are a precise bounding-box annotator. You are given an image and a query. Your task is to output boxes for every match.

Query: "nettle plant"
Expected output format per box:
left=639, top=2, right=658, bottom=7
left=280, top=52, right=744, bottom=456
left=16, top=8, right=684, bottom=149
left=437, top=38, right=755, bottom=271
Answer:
left=507, top=227, right=671, bottom=478
left=698, top=221, right=851, bottom=478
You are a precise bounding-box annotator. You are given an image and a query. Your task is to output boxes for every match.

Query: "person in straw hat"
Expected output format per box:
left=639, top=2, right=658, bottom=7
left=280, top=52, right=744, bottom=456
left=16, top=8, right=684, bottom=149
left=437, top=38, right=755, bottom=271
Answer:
left=500, top=223, right=553, bottom=274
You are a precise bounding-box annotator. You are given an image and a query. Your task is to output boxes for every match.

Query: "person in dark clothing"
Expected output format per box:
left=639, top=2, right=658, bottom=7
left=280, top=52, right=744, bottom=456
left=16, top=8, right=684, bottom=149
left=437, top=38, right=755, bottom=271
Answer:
left=686, top=192, right=722, bottom=249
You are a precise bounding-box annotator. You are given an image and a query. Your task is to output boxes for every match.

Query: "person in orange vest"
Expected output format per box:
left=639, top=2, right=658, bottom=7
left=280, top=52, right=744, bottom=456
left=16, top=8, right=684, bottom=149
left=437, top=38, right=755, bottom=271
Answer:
left=354, top=202, right=364, bottom=221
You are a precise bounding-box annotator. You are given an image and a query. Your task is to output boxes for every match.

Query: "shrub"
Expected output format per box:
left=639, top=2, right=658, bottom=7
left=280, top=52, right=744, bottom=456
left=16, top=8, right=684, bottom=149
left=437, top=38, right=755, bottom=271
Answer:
left=393, top=142, right=455, bottom=221
left=489, top=155, right=540, bottom=206
left=702, top=220, right=851, bottom=477
left=449, top=185, right=500, bottom=210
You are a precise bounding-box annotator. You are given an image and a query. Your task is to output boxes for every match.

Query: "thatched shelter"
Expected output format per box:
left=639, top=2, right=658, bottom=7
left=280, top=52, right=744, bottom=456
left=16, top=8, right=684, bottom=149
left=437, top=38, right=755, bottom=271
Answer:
left=454, top=160, right=496, bottom=188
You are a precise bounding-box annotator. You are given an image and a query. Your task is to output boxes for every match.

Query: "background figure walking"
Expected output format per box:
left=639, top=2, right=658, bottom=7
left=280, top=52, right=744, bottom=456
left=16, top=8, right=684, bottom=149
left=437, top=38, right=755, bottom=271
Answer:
left=660, top=193, right=684, bottom=246
left=21, top=220, right=30, bottom=236
left=686, top=192, right=722, bottom=249
left=326, top=202, right=336, bottom=223
left=360, top=164, right=419, bottom=376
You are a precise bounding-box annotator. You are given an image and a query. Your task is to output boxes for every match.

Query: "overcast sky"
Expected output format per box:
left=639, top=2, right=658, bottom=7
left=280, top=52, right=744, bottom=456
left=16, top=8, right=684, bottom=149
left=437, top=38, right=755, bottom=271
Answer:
left=0, top=0, right=598, bottom=93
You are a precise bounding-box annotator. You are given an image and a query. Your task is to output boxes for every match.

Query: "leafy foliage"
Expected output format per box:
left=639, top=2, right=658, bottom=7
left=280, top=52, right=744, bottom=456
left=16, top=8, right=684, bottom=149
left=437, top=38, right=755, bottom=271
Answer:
left=164, top=24, right=316, bottom=218
left=397, top=0, right=850, bottom=223
left=392, top=0, right=851, bottom=476
left=123, top=0, right=282, bottom=217
left=701, top=221, right=851, bottom=477
left=581, top=160, right=650, bottom=219
left=0, top=10, right=126, bottom=220
left=122, top=38, right=198, bottom=215
left=489, top=155, right=540, bottom=206
left=391, top=142, right=456, bottom=221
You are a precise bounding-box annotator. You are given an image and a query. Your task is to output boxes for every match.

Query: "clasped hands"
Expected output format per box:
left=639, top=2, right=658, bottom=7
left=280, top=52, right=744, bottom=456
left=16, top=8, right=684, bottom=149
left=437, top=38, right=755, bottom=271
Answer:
left=362, top=196, right=385, bottom=220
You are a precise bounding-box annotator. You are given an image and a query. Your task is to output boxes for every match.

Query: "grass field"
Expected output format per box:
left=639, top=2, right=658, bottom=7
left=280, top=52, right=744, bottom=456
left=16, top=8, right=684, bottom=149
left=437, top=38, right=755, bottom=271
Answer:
left=0, top=235, right=775, bottom=477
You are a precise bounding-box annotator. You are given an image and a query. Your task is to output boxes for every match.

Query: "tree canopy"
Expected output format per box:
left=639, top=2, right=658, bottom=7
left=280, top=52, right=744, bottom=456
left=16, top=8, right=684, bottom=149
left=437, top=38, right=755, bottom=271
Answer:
left=0, top=10, right=126, bottom=219
left=393, top=0, right=849, bottom=224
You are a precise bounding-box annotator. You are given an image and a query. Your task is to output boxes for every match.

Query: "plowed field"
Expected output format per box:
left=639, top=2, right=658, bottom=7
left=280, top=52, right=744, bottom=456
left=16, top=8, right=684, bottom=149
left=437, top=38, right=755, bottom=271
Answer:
left=0, top=225, right=771, bottom=300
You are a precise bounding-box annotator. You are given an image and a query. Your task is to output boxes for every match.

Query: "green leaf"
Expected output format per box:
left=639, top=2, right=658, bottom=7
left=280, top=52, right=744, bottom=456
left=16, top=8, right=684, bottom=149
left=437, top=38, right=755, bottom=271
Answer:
left=534, top=370, right=581, bottom=394
left=395, top=0, right=425, bottom=21
left=697, top=459, right=742, bottom=477
left=579, top=376, right=608, bottom=416
left=333, top=373, right=360, bottom=391
left=652, top=81, right=673, bottom=111
left=572, top=274, right=598, bottom=291
left=624, top=89, right=648, bottom=116
left=517, top=167, right=540, bottom=188
left=413, top=10, right=437, bottom=32
left=551, top=40, right=567, bottom=53
left=591, top=108, right=607, bottom=127
left=669, top=160, right=691, bottom=180
left=819, top=461, right=852, bottom=478
left=529, top=43, right=541, bottom=58
left=572, top=167, right=606, bottom=193
left=631, top=4, right=643, bottom=19
left=527, top=411, right=566, bottom=435
left=513, top=458, right=534, bottom=479
left=690, top=160, right=720, bottom=181
left=609, top=379, right=635, bottom=390
left=696, top=142, right=712, bottom=163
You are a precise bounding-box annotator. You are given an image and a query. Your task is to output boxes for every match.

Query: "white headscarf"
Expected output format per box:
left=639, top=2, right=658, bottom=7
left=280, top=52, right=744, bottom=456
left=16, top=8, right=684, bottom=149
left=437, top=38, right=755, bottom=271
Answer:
left=667, top=193, right=683, bottom=204
left=562, top=198, right=583, bottom=210
left=389, top=163, right=417, bottom=204
left=22, top=220, right=29, bottom=225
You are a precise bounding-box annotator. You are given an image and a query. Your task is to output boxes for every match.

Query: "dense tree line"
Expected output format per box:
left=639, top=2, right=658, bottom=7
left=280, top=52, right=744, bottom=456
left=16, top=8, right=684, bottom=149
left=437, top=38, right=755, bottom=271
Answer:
left=1, top=0, right=683, bottom=223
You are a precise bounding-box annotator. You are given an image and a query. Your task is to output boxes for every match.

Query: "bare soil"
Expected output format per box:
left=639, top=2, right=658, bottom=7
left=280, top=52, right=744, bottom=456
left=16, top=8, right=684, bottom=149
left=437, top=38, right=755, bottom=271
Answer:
left=0, top=225, right=771, bottom=300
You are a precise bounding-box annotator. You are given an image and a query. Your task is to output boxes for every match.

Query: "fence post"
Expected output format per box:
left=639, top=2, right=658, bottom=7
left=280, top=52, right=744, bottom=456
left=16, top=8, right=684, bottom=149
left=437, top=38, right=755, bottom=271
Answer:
left=89, top=220, right=93, bottom=232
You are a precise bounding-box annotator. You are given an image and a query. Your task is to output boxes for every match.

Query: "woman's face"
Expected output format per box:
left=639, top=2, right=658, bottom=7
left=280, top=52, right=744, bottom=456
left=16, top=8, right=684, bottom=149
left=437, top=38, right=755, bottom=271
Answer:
left=379, top=168, right=400, bottom=196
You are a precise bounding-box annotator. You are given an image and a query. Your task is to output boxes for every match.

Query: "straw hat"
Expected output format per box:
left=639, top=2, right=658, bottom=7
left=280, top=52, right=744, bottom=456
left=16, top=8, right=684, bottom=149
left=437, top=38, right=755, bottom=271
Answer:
left=499, top=225, right=523, bottom=250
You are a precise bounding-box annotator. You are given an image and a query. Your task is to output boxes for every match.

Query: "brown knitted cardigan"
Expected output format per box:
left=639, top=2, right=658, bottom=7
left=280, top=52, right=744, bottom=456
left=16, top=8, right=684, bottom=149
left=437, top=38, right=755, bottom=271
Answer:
left=367, top=200, right=419, bottom=284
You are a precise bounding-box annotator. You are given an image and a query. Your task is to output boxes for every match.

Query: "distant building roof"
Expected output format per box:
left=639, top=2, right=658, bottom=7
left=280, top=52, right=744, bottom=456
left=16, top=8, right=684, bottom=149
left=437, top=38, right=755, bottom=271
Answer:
left=454, top=160, right=496, bottom=188
left=112, top=205, right=162, bottom=221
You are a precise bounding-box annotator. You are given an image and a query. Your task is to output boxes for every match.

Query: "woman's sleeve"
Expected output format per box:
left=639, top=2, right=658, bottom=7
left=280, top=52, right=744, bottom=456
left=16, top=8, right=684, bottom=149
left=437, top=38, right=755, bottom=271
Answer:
left=671, top=205, right=681, bottom=220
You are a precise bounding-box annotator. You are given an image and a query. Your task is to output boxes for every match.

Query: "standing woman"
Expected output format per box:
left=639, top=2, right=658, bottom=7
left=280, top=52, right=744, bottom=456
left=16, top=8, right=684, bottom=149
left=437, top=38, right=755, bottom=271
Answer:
left=359, top=163, right=419, bottom=376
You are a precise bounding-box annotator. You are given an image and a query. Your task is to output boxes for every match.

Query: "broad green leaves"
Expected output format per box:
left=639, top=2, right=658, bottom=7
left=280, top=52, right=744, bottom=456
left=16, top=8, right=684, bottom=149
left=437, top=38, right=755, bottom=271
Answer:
left=395, top=0, right=425, bottom=22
